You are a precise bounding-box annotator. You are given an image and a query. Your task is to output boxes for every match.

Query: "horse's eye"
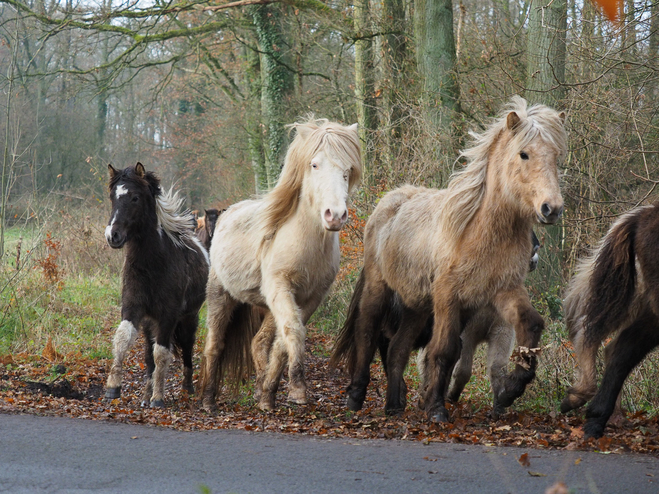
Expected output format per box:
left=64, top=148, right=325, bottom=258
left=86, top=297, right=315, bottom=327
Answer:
left=311, top=162, right=318, bottom=169
left=520, top=152, right=529, bottom=160
left=131, top=195, right=140, bottom=203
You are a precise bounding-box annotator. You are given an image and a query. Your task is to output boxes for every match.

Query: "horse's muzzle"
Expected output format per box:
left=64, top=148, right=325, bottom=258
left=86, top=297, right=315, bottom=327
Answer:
left=537, top=203, right=563, bottom=225
left=105, top=227, right=127, bottom=249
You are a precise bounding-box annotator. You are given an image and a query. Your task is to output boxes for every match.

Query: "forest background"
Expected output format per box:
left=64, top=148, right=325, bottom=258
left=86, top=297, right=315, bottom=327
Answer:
left=1, top=0, right=659, bottom=420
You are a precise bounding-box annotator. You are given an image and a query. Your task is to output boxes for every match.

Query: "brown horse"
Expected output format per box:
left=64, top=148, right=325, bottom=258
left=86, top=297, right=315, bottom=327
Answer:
left=201, top=117, right=361, bottom=411
left=195, top=208, right=224, bottom=250
left=331, top=97, right=567, bottom=422
left=561, top=204, right=659, bottom=438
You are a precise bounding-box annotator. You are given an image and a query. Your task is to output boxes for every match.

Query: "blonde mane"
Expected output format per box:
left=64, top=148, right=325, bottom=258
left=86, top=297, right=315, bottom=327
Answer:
left=442, top=95, right=567, bottom=241
left=261, top=117, right=362, bottom=236
left=156, top=186, right=195, bottom=249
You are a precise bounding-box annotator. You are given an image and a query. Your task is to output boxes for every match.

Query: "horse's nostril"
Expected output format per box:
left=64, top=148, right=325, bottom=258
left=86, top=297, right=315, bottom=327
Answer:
left=541, top=203, right=552, bottom=217
left=324, top=209, right=333, bottom=222
left=341, top=210, right=348, bottom=222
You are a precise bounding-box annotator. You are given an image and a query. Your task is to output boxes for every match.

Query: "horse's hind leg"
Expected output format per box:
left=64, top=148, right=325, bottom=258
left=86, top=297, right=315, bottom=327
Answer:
left=346, top=278, right=388, bottom=411
left=201, top=274, right=238, bottom=411
left=560, top=319, right=600, bottom=413
left=584, top=309, right=659, bottom=438
left=385, top=308, right=427, bottom=415
left=140, top=321, right=155, bottom=406
left=447, top=313, right=485, bottom=405
left=105, top=319, right=139, bottom=399
left=251, top=311, right=276, bottom=403
left=259, top=336, right=288, bottom=410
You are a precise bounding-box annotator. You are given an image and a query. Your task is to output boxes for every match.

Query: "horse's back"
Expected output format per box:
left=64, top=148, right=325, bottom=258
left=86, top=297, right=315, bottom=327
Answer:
left=365, top=185, right=445, bottom=307
left=210, top=199, right=266, bottom=304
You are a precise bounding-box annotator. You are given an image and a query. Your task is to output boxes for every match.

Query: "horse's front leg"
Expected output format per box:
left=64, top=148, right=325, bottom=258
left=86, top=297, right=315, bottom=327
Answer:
left=262, top=285, right=307, bottom=409
left=141, top=324, right=155, bottom=406
left=105, top=319, right=139, bottom=400
left=423, top=290, right=462, bottom=423
left=493, top=287, right=544, bottom=408
left=150, top=325, right=174, bottom=408
left=485, top=319, right=515, bottom=419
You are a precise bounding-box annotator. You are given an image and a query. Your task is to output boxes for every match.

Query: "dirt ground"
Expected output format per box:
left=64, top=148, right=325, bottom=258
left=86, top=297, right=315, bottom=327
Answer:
left=1, top=327, right=658, bottom=456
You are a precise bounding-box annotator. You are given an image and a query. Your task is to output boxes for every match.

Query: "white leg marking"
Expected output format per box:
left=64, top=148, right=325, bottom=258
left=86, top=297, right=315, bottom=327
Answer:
left=151, top=344, right=173, bottom=403
left=106, top=320, right=138, bottom=389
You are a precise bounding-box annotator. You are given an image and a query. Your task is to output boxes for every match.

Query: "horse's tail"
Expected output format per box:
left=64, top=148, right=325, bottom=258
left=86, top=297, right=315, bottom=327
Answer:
left=330, top=269, right=366, bottom=374
left=582, top=211, right=640, bottom=343
left=200, top=303, right=263, bottom=395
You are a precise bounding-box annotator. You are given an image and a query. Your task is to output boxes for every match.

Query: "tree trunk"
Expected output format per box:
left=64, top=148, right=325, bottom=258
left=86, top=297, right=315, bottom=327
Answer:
left=525, top=0, right=567, bottom=106
left=250, top=4, right=294, bottom=188
left=354, top=0, right=377, bottom=181
left=414, top=0, right=460, bottom=132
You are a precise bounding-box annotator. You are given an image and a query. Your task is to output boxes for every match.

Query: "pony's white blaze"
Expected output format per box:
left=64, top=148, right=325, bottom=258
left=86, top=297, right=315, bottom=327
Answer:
left=309, top=151, right=351, bottom=231
left=115, top=184, right=128, bottom=199
left=104, top=212, right=117, bottom=244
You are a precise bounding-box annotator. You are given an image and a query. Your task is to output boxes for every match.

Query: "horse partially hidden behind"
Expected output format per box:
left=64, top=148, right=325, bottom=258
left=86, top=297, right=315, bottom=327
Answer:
left=104, top=163, right=209, bottom=407
left=560, top=204, right=659, bottom=438
left=331, top=96, right=567, bottom=422
left=201, top=117, right=361, bottom=411
left=196, top=208, right=224, bottom=250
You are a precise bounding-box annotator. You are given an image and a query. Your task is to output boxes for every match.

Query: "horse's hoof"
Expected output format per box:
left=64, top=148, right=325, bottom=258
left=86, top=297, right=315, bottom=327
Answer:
left=183, top=384, right=194, bottom=395
left=346, top=396, right=363, bottom=411
left=150, top=399, right=165, bottom=408
left=141, top=400, right=150, bottom=408
left=259, top=395, right=275, bottom=411
left=428, top=407, right=449, bottom=423
left=583, top=420, right=605, bottom=439
left=105, top=387, right=121, bottom=400
left=287, top=389, right=307, bottom=405
left=385, top=406, right=405, bottom=416
left=201, top=399, right=217, bottom=413
left=560, top=394, right=585, bottom=414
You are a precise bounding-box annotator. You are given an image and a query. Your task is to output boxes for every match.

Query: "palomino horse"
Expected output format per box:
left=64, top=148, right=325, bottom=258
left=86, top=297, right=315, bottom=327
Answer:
left=104, top=163, right=209, bottom=407
left=331, top=97, right=566, bottom=422
left=561, top=203, right=659, bottom=438
left=201, top=118, right=361, bottom=411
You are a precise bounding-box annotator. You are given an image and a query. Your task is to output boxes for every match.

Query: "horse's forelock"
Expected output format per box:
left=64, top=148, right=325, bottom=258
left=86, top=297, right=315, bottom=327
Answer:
left=109, top=166, right=161, bottom=199
left=262, top=119, right=362, bottom=235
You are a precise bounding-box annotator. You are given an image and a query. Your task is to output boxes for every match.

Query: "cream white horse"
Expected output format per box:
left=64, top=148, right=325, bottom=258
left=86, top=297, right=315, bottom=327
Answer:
left=201, top=118, right=361, bottom=411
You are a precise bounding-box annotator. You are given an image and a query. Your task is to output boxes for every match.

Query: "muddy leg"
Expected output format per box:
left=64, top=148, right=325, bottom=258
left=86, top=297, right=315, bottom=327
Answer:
left=176, top=314, right=199, bottom=395
left=251, top=311, right=276, bottom=403
left=105, top=320, right=138, bottom=400
left=150, top=324, right=173, bottom=408
left=493, top=288, right=544, bottom=408
left=560, top=318, right=600, bottom=413
left=201, top=273, right=238, bottom=411
left=485, top=320, right=515, bottom=418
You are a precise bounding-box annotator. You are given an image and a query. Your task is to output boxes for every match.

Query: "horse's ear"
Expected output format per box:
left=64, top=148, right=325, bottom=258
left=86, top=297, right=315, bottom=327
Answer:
left=108, top=164, right=119, bottom=179
left=558, top=111, right=566, bottom=124
left=348, top=123, right=358, bottom=133
left=292, top=123, right=313, bottom=140
left=506, top=111, right=521, bottom=133
left=135, top=162, right=146, bottom=178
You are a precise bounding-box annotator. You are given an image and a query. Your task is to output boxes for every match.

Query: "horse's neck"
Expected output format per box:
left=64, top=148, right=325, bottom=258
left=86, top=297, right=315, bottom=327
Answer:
left=124, top=226, right=167, bottom=267
left=288, top=197, right=335, bottom=248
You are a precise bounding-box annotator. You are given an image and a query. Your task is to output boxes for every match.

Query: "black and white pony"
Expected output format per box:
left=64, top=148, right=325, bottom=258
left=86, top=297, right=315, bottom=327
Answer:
left=104, top=163, right=209, bottom=407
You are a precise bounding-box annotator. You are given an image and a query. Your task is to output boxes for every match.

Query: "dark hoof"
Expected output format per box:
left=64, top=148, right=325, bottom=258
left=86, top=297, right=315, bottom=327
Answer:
left=150, top=399, right=165, bottom=408
left=583, top=420, right=605, bottom=439
left=201, top=398, right=217, bottom=413
left=446, top=394, right=459, bottom=405
left=385, top=406, right=405, bottom=416
left=490, top=401, right=505, bottom=420
left=428, top=407, right=449, bottom=423
left=183, top=384, right=195, bottom=395
left=105, top=387, right=121, bottom=400
left=346, top=395, right=364, bottom=411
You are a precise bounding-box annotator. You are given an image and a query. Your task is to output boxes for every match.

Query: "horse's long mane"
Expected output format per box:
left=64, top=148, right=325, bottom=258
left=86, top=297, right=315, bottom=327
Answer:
left=261, top=117, right=362, bottom=237
left=156, top=186, right=196, bottom=249
left=441, top=95, right=567, bottom=241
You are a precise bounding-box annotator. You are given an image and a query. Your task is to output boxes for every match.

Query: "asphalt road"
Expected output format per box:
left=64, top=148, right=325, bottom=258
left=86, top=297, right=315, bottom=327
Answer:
left=0, top=413, right=657, bottom=493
